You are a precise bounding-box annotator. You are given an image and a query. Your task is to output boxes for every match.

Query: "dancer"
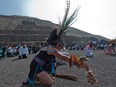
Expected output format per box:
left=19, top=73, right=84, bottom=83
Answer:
left=23, top=0, right=80, bottom=86
left=23, top=32, right=71, bottom=86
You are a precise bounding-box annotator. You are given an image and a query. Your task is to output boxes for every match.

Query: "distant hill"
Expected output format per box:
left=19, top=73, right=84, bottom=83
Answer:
left=0, top=15, right=110, bottom=45
left=66, top=27, right=109, bottom=40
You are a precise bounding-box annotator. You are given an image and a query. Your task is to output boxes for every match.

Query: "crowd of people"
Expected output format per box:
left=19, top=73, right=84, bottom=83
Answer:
left=66, top=40, right=115, bottom=57
left=0, top=39, right=115, bottom=60
left=0, top=43, right=43, bottom=60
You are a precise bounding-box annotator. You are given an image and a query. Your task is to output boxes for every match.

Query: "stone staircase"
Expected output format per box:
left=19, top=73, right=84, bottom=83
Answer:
left=0, top=15, right=106, bottom=46
left=0, top=19, right=55, bottom=45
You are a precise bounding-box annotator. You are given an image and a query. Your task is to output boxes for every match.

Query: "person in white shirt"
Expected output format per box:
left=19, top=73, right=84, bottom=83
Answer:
left=18, top=44, right=29, bottom=59
left=7, top=46, right=14, bottom=57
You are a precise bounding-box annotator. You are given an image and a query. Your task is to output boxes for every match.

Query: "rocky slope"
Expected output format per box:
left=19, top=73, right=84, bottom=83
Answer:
left=0, top=15, right=109, bottom=45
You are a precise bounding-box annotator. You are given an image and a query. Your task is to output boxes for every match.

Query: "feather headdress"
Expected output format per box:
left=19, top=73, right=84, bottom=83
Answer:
left=46, top=0, right=80, bottom=46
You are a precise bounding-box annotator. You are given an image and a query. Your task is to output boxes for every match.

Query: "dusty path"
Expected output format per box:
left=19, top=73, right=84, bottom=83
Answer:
left=0, top=50, right=116, bottom=87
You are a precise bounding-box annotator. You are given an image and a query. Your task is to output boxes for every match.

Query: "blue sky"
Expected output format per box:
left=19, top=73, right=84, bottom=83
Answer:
left=0, top=0, right=25, bottom=15
left=0, top=0, right=116, bottom=39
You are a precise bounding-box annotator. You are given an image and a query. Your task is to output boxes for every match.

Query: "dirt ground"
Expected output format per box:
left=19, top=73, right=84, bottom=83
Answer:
left=0, top=50, right=116, bottom=87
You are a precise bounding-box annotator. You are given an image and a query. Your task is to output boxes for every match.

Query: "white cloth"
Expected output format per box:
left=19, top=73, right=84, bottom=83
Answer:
left=19, top=46, right=29, bottom=56
left=7, top=47, right=13, bottom=53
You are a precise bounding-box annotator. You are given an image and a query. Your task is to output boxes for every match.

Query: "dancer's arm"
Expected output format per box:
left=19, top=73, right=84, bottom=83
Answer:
left=47, top=47, right=70, bottom=63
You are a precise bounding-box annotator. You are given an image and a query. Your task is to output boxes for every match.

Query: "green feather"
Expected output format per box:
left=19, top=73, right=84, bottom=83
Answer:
left=57, top=0, right=80, bottom=36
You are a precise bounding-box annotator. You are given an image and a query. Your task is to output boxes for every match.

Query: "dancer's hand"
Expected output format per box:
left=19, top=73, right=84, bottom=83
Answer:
left=70, top=55, right=88, bottom=68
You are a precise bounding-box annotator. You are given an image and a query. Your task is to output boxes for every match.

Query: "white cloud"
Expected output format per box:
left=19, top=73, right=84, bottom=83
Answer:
left=24, top=0, right=116, bottom=39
